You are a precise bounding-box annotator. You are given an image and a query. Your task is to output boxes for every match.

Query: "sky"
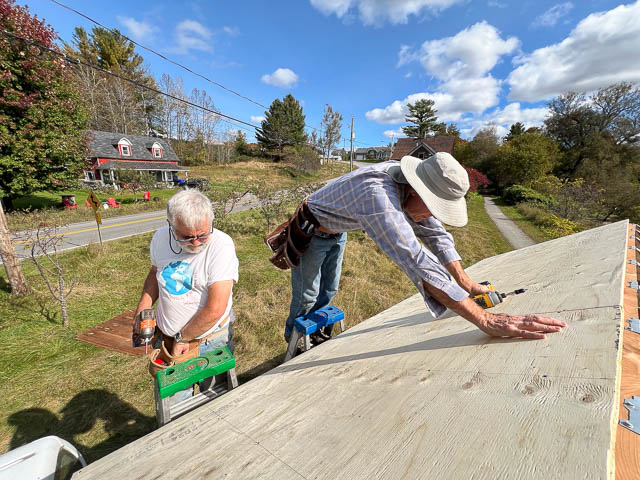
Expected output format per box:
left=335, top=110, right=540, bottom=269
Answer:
left=19, top=0, right=640, bottom=148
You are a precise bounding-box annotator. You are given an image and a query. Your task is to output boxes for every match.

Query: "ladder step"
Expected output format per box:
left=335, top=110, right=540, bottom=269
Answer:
left=156, top=347, right=235, bottom=399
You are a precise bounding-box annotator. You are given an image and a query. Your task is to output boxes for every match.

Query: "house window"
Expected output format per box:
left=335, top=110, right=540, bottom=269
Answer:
left=151, top=142, right=163, bottom=158
left=118, top=138, right=132, bottom=156
left=419, top=153, right=425, bottom=159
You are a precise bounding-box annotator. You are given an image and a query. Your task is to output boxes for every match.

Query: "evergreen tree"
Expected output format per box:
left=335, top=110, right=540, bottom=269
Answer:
left=256, top=94, right=307, bottom=158
left=503, top=122, right=526, bottom=142
left=234, top=130, right=249, bottom=156
left=65, top=26, right=161, bottom=135
left=402, top=99, right=439, bottom=138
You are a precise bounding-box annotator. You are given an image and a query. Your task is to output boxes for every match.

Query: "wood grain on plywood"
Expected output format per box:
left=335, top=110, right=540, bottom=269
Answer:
left=74, top=220, right=631, bottom=480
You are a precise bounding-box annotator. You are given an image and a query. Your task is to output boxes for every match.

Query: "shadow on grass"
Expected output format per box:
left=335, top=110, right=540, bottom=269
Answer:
left=7, top=389, right=155, bottom=464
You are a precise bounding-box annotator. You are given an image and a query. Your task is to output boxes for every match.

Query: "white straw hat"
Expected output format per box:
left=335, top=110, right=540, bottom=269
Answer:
left=400, top=152, right=469, bottom=227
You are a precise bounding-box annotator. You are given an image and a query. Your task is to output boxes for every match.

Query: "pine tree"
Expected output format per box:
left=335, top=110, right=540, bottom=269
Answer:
left=402, top=99, right=439, bottom=138
left=503, top=122, right=525, bottom=142
left=256, top=94, right=307, bottom=159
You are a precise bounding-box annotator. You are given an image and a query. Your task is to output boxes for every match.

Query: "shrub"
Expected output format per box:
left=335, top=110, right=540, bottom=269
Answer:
left=517, top=203, right=583, bottom=238
left=502, top=185, right=553, bottom=207
left=464, top=166, right=489, bottom=193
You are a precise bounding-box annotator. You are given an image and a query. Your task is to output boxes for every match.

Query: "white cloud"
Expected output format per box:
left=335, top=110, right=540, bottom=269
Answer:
left=171, top=20, right=213, bottom=54
left=251, top=115, right=266, bottom=123
left=117, top=16, right=158, bottom=42
left=368, top=22, right=518, bottom=125
left=487, top=1, right=506, bottom=7
left=398, top=21, right=519, bottom=80
left=458, top=103, right=549, bottom=138
left=532, top=2, right=573, bottom=28
left=508, top=2, right=640, bottom=102
left=223, top=26, right=240, bottom=36
left=261, top=68, right=299, bottom=88
left=404, top=71, right=412, bottom=78
left=383, top=128, right=405, bottom=139
left=309, top=0, right=465, bottom=25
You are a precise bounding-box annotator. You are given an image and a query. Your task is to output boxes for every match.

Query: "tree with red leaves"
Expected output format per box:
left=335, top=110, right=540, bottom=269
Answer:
left=0, top=0, right=87, bottom=209
left=464, top=166, right=489, bottom=194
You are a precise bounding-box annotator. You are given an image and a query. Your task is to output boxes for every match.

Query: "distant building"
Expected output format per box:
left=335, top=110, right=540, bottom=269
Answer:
left=389, top=136, right=455, bottom=161
left=354, top=146, right=391, bottom=161
left=83, top=130, right=188, bottom=186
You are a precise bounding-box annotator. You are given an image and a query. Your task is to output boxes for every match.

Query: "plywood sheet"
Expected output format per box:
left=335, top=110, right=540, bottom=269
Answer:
left=76, top=310, right=147, bottom=355
left=74, top=221, right=630, bottom=480
left=466, top=220, right=628, bottom=313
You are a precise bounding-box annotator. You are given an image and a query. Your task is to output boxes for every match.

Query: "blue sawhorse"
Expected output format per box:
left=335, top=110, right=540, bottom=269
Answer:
left=285, top=305, right=345, bottom=362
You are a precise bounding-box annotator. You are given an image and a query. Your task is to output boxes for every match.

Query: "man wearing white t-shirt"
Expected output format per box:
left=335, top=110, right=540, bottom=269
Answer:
left=134, top=189, right=238, bottom=367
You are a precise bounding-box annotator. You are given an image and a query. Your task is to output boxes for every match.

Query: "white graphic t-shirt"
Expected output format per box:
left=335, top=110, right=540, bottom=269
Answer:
left=150, top=225, right=239, bottom=339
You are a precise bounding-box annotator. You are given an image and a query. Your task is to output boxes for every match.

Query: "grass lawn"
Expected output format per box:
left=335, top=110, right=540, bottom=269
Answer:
left=0, top=193, right=512, bottom=463
left=5, top=160, right=350, bottom=232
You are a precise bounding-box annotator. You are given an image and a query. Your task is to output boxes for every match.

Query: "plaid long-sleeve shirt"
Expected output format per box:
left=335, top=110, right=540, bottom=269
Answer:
left=308, top=161, right=468, bottom=317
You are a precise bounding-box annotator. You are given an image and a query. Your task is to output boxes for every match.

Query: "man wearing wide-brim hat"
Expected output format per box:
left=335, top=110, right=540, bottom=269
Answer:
left=282, top=152, right=565, bottom=342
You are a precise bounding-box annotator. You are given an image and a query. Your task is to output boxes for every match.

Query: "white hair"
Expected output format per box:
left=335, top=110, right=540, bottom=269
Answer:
left=166, top=188, right=214, bottom=230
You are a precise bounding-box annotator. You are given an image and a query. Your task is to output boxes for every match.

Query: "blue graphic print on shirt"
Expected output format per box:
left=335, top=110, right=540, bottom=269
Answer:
left=161, top=261, right=193, bottom=295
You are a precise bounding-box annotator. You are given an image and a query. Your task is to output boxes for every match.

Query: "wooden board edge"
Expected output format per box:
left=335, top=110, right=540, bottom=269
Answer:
left=614, top=222, right=640, bottom=480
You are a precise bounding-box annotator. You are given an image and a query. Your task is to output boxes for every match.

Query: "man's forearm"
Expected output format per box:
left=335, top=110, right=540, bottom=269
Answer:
left=423, top=280, right=486, bottom=327
left=443, top=260, right=472, bottom=291
left=181, top=307, right=227, bottom=340
left=423, top=280, right=567, bottom=339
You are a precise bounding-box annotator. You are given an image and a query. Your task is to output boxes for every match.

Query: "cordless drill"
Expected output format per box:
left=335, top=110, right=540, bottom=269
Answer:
left=132, top=309, right=156, bottom=353
left=473, top=281, right=527, bottom=309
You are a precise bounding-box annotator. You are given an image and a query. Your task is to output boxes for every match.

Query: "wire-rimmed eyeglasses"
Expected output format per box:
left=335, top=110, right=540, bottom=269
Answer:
left=167, top=220, right=213, bottom=253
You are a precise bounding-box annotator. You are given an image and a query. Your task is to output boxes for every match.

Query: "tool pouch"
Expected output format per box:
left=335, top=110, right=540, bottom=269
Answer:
left=264, top=199, right=320, bottom=270
left=147, top=337, right=201, bottom=377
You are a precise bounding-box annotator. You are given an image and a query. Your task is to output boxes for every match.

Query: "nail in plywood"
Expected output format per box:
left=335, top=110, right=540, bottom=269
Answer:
left=74, top=220, right=632, bottom=480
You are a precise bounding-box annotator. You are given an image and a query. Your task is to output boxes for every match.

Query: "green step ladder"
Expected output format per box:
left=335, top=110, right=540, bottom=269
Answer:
left=153, top=346, right=238, bottom=426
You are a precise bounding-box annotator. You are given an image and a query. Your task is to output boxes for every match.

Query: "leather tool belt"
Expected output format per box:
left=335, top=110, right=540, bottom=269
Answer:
left=264, top=198, right=322, bottom=270
left=148, top=314, right=230, bottom=377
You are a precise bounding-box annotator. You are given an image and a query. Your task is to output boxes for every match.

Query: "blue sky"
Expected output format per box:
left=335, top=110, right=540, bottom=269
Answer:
left=21, top=0, right=640, bottom=147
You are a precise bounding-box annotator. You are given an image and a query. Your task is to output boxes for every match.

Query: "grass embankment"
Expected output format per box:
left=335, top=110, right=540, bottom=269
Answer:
left=0, top=193, right=511, bottom=462
left=6, top=160, right=350, bottom=232
left=490, top=197, right=562, bottom=244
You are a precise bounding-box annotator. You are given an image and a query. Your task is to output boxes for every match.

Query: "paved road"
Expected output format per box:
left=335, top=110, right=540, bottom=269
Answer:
left=10, top=196, right=260, bottom=260
left=483, top=197, right=536, bottom=249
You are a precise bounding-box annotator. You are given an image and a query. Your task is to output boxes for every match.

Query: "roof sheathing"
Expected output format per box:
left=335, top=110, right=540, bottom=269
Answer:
left=73, top=220, right=634, bottom=479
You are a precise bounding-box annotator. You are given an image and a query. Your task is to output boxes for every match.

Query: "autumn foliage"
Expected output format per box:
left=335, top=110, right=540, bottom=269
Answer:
left=463, top=166, right=489, bottom=193
left=0, top=0, right=87, bottom=206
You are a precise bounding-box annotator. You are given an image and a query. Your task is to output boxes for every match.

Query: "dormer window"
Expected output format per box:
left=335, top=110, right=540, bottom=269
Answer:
left=118, top=138, right=132, bottom=156
left=151, top=142, right=163, bottom=158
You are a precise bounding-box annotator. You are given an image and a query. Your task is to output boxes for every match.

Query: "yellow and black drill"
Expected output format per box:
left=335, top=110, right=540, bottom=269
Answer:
left=473, top=281, right=527, bottom=309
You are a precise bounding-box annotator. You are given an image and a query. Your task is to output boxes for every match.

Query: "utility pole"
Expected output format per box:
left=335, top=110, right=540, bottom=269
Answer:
left=390, top=134, right=395, bottom=160
left=349, top=116, right=354, bottom=172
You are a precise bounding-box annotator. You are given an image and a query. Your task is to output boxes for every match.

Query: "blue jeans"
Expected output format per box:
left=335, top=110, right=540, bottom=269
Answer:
left=284, top=232, right=347, bottom=341
left=170, top=315, right=235, bottom=405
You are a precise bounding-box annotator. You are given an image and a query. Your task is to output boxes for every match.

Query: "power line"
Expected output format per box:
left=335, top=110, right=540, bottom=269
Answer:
left=1, top=28, right=257, bottom=132
left=47, top=0, right=386, bottom=149
left=49, top=0, right=268, bottom=110
left=3, top=29, right=386, bottom=151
